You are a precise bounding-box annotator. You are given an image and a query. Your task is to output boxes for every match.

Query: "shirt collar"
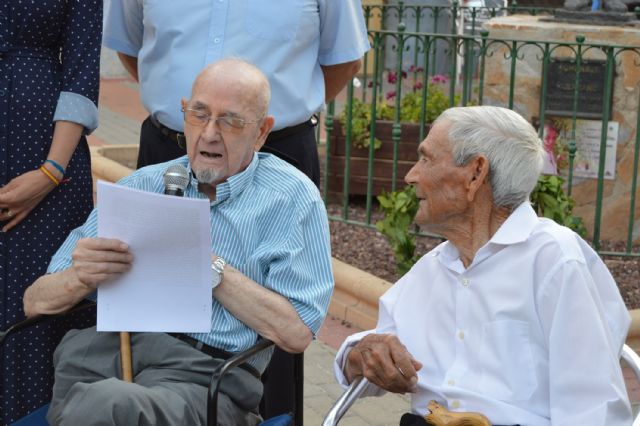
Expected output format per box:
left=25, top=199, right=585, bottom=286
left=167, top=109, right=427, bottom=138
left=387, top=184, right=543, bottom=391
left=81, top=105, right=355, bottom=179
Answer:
left=489, top=202, right=538, bottom=245
left=185, top=152, right=259, bottom=204
left=436, top=202, right=538, bottom=272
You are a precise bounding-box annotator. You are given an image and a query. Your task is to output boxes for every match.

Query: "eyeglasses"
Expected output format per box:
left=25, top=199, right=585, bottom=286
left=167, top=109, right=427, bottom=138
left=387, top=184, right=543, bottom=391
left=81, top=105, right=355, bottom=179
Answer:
left=182, top=108, right=262, bottom=134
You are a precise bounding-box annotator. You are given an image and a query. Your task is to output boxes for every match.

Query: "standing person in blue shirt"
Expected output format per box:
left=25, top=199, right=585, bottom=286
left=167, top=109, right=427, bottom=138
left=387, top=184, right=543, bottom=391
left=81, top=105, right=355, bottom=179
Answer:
left=23, top=59, right=334, bottom=426
left=103, top=0, right=370, bottom=187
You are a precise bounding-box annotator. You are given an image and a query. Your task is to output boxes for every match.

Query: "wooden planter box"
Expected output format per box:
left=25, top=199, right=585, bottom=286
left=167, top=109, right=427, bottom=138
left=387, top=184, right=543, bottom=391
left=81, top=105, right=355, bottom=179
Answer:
left=327, top=120, right=428, bottom=197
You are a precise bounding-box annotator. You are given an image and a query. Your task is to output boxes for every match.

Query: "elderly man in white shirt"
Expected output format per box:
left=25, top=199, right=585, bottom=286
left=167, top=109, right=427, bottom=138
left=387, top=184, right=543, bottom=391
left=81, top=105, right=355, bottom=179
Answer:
left=334, top=106, right=632, bottom=426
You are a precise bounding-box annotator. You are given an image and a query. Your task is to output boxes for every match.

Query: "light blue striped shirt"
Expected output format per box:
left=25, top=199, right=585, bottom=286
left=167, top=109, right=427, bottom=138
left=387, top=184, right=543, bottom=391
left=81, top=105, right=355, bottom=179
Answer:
left=48, top=153, right=334, bottom=371
left=103, top=0, right=370, bottom=131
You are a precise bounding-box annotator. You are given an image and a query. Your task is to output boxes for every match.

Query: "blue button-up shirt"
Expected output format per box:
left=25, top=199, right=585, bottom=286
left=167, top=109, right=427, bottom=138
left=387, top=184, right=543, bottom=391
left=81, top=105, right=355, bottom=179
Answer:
left=104, top=0, right=370, bottom=131
left=48, top=153, right=334, bottom=371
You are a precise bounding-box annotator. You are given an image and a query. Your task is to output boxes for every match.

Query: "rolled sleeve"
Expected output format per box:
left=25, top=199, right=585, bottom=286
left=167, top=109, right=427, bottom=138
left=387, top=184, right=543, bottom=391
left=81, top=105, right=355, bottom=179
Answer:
left=318, top=0, right=370, bottom=66
left=53, top=92, right=99, bottom=134
left=103, top=0, right=144, bottom=56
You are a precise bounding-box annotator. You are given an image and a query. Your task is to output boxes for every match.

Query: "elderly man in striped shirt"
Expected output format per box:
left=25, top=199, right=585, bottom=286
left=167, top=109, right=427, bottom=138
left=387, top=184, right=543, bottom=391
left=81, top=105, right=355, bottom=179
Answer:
left=23, top=58, right=334, bottom=426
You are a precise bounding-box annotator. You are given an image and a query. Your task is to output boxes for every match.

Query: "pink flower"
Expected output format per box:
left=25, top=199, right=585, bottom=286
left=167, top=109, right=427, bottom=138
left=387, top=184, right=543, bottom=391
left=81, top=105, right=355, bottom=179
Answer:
left=413, top=81, right=424, bottom=91
left=385, top=91, right=396, bottom=100
left=431, top=74, right=448, bottom=84
left=408, top=65, right=424, bottom=73
left=543, top=124, right=558, bottom=153
left=387, top=72, right=397, bottom=84
left=367, top=81, right=374, bottom=88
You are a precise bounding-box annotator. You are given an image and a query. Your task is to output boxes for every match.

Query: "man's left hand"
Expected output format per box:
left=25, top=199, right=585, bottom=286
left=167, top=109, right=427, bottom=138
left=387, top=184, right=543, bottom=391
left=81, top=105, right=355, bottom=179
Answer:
left=346, top=333, right=422, bottom=394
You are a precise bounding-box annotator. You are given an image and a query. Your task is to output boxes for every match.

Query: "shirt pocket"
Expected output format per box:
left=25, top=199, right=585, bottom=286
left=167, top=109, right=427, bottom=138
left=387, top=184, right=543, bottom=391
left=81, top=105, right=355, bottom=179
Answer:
left=477, top=320, right=537, bottom=401
left=245, top=0, right=303, bottom=42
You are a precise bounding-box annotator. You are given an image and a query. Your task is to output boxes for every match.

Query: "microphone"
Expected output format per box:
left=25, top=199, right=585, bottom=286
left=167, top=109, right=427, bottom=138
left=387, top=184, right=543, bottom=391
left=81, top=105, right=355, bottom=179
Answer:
left=163, top=164, right=189, bottom=196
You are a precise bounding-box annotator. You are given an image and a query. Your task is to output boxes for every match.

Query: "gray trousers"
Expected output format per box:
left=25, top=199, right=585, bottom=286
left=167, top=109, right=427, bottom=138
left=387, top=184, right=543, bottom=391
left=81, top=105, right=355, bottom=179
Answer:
left=46, top=327, right=263, bottom=426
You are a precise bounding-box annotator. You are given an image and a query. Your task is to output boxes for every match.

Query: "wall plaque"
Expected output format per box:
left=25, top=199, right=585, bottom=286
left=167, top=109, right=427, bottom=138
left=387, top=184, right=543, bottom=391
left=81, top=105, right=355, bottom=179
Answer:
left=544, top=59, right=610, bottom=119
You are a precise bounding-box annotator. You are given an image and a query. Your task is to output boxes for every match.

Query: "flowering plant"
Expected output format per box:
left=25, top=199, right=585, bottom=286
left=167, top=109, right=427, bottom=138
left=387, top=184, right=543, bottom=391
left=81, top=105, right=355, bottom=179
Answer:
left=339, top=69, right=457, bottom=150
left=542, top=119, right=570, bottom=173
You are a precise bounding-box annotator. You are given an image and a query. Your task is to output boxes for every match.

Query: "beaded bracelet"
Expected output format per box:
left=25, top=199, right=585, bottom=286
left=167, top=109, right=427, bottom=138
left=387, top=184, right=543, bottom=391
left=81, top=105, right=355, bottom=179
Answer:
left=39, top=165, right=60, bottom=186
left=45, top=159, right=65, bottom=176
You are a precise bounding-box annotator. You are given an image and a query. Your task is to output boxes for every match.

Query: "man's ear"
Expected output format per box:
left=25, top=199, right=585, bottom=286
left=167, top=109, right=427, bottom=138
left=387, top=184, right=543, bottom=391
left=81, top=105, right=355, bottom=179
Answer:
left=253, top=116, right=275, bottom=151
left=180, top=98, right=188, bottom=110
left=466, top=155, right=489, bottom=202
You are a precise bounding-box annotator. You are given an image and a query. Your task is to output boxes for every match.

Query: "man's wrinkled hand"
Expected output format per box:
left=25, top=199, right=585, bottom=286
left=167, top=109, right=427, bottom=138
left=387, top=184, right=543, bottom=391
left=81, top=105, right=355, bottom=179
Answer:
left=71, top=238, right=133, bottom=290
left=346, top=333, right=423, bottom=394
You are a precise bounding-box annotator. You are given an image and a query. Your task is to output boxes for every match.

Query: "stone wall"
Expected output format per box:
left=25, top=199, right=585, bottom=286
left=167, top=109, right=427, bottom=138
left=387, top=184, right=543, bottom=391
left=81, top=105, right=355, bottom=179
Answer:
left=482, top=15, right=640, bottom=242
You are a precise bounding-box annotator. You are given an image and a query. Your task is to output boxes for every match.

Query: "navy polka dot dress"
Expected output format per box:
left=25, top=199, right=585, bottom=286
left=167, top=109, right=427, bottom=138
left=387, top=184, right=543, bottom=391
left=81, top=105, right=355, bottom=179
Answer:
left=0, top=1, right=101, bottom=423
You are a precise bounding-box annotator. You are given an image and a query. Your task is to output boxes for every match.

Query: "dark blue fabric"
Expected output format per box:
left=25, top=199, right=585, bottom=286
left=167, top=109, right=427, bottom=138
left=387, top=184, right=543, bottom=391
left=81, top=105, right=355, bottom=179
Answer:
left=0, top=1, right=101, bottom=423
left=259, top=413, right=293, bottom=426
left=9, top=403, right=49, bottom=426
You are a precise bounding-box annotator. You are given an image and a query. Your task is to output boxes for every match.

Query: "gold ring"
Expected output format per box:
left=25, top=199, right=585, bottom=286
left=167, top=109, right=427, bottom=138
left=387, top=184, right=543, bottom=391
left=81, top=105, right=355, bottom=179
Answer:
left=396, top=366, right=407, bottom=378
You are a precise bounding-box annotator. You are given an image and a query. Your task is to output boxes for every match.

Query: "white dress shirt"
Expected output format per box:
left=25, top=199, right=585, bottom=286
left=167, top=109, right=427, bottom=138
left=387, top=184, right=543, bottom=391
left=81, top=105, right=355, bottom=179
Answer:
left=335, top=202, right=632, bottom=426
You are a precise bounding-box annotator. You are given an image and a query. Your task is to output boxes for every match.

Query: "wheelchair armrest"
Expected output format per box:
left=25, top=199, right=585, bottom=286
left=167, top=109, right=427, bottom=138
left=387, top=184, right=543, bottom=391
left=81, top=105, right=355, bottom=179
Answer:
left=322, top=376, right=370, bottom=426
left=0, top=300, right=96, bottom=346
left=207, top=338, right=276, bottom=426
left=621, top=344, right=640, bottom=426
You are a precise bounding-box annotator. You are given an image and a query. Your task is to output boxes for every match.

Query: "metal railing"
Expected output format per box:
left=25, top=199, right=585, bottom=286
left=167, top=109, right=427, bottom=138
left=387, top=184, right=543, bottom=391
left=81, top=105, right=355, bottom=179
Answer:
left=322, top=11, right=640, bottom=257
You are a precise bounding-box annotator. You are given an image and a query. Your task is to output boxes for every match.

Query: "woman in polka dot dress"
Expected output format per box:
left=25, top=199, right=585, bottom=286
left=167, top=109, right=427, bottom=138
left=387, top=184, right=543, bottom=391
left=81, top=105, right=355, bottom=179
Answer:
left=0, top=1, right=101, bottom=422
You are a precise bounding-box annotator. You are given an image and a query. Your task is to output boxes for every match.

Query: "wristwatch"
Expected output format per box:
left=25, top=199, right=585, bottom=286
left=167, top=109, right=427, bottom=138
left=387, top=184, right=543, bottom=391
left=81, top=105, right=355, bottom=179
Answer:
left=211, top=257, right=226, bottom=290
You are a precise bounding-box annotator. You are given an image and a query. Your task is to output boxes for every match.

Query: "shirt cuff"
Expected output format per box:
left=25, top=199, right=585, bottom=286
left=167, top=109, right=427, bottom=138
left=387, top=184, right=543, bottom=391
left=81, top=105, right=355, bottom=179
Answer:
left=333, top=329, right=387, bottom=397
left=53, top=91, right=99, bottom=134
left=319, top=43, right=371, bottom=67
left=103, top=35, right=140, bottom=58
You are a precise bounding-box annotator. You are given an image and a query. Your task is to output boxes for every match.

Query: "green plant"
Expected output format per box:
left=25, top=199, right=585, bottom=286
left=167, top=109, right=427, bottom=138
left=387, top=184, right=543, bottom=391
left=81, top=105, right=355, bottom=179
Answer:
left=530, top=175, right=587, bottom=237
left=338, top=98, right=382, bottom=150
left=375, top=185, right=419, bottom=275
left=377, top=176, right=587, bottom=274
left=338, top=73, right=457, bottom=150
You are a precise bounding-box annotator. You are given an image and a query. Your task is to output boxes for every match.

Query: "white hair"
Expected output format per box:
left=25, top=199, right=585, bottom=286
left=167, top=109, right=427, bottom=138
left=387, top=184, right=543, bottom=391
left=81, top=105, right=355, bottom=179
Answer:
left=194, top=168, right=222, bottom=185
left=434, top=106, right=545, bottom=209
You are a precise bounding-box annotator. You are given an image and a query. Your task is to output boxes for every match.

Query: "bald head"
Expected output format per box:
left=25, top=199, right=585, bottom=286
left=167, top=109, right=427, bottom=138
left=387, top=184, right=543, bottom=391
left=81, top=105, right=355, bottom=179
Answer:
left=192, top=58, right=271, bottom=119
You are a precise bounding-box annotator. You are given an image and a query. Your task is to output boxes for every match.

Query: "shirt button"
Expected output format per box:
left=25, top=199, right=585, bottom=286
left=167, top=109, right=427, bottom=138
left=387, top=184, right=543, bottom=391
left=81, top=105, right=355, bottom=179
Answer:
left=213, top=37, right=221, bottom=44
left=461, top=277, right=469, bottom=287
left=447, top=379, right=455, bottom=386
left=451, top=400, right=461, bottom=409
left=458, top=331, right=465, bottom=340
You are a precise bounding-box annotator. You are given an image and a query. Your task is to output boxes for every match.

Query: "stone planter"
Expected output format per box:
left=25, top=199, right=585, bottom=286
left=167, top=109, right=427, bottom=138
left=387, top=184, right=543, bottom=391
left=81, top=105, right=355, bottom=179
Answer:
left=89, top=145, right=137, bottom=199
left=327, top=120, right=427, bottom=197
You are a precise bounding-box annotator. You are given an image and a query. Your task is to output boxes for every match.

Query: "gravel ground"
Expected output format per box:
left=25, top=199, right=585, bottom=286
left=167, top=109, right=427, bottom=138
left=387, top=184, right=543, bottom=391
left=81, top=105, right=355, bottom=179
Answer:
left=327, top=203, right=640, bottom=310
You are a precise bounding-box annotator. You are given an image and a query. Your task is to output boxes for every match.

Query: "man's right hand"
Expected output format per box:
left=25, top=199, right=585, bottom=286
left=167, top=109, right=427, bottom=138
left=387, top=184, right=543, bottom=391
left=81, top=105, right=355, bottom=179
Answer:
left=71, top=238, right=133, bottom=290
left=345, top=333, right=422, bottom=394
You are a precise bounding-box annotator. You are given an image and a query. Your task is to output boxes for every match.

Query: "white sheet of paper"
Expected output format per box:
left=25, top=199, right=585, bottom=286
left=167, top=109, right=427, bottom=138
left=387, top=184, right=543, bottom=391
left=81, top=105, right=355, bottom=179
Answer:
left=96, top=180, right=212, bottom=332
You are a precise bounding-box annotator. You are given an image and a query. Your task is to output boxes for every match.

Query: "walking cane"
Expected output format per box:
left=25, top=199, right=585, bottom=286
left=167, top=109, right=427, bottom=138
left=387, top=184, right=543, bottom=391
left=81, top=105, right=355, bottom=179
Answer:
left=117, top=165, right=188, bottom=384
left=120, top=331, right=133, bottom=382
